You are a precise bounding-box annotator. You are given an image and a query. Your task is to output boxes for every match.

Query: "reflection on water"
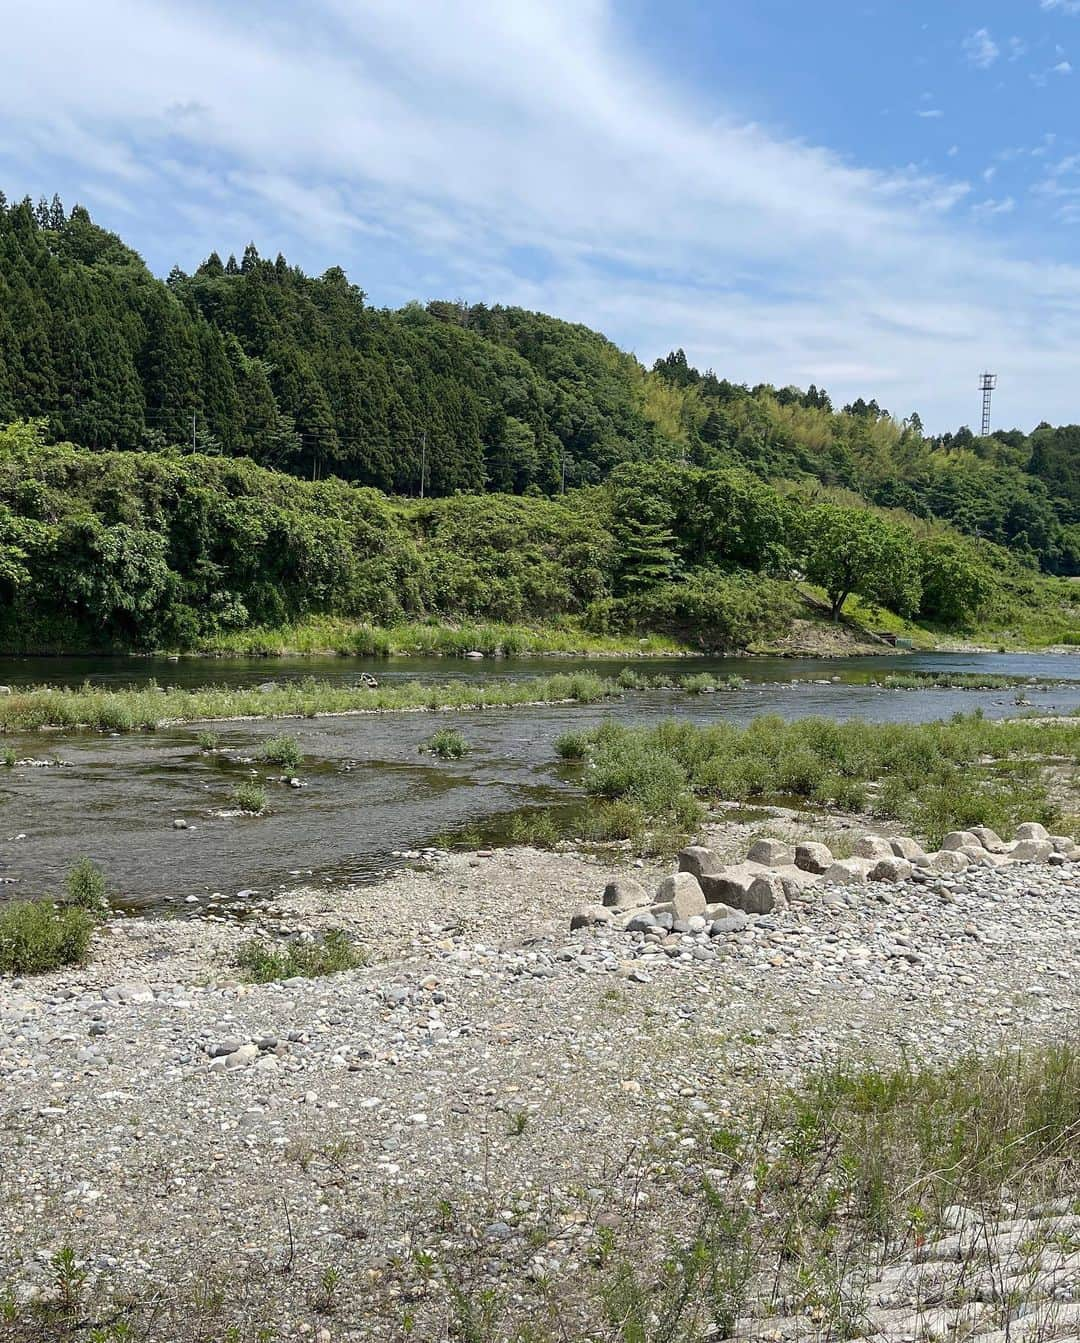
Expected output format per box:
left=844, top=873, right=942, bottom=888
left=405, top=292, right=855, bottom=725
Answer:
left=0, top=652, right=1077, bottom=910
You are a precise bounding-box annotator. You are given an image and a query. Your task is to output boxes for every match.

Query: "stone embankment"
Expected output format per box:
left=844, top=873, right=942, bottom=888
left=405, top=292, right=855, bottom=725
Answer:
left=570, top=821, right=1080, bottom=936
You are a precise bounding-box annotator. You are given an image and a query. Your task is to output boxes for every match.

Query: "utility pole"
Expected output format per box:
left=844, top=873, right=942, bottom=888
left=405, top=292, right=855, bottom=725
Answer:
left=419, top=429, right=427, bottom=499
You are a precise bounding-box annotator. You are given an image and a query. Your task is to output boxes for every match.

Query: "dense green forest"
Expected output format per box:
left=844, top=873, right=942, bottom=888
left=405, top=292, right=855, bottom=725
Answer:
left=0, top=420, right=1075, bottom=653
left=1, top=192, right=1077, bottom=580
left=0, top=190, right=1078, bottom=654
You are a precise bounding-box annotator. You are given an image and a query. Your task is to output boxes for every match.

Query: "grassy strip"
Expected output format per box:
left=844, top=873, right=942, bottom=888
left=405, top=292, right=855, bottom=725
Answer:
left=0, top=671, right=629, bottom=732
left=178, top=615, right=690, bottom=659
left=551, top=712, right=1080, bottom=848
left=3, top=665, right=1066, bottom=734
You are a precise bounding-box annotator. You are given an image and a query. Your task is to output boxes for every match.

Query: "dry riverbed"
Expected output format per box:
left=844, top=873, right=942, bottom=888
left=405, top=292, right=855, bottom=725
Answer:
left=1, top=822, right=1079, bottom=1341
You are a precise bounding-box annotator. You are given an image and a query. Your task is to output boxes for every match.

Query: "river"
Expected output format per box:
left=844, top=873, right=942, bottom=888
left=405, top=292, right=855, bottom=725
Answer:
left=1, top=650, right=1076, bottom=910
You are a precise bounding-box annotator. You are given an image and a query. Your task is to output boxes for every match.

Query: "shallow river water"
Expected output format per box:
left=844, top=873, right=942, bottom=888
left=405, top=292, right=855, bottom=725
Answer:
left=1, top=651, right=1077, bottom=909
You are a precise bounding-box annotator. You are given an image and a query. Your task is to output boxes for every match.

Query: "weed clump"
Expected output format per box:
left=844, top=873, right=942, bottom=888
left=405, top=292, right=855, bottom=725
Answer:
left=234, top=929, right=367, bottom=982
left=0, top=901, right=95, bottom=975
left=64, top=858, right=109, bottom=913
left=257, top=734, right=302, bottom=769
left=232, top=780, right=267, bottom=814
left=421, top=728, right=470, bottom=760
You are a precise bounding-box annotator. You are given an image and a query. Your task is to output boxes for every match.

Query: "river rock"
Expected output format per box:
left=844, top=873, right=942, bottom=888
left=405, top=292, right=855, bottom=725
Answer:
left=960, top=846, right=1000, bottom=868
left=822, top=858, right=874, bottom=885
left=942, top=830, right=982, bottom=851
left=929, top=849, right=970, bottom=873
left=676, top=846, right=720, bottom=880
left=1008, top=839, right=1054, bottom=863
left=1014, top=822, right=1050, bottom=842
left=1050, top=835, right=1080, bottom=856
left=745, top=873, right=788, bottom=913
left=602, top=877, right=648, bottom=910
left=795, top=841, right=833, bottom=874
left=746, top=839, right=795, bottom=867
left=890, top=836, right=929, bottom=865
left=655, top=873, right=706, bottom=919
left=869, top=856, right=913, bottom=883
left=570, top=904, right=612, bottom=930
left=852, top=835, right=894, bottom=860
left=969, top=825, right=1008, bottom=853
left=698, top=862, right=767, bottom=911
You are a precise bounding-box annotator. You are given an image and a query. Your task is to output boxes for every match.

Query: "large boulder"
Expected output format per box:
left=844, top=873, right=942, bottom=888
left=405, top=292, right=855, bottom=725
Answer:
left=699, top=862, right=768, bottom=911
left=942, top=830, right=982, bottom=852
left=890, top=836, right=929, bottom=866
left=853, top=835, right=894, bottom=861
left=746, top=838, right=795, bottom=867
left=570, top=904, right=612, bottom=930
left=795, top=841, right=833, bottom=874
left=960, top=846, right=999, bottom=868
left=928, top=850, right=970, bottom=873
left=677, top=846, right=720, bottom=880
left=745, top=873, right=788, bottom=914
left=1050, top=835, right=1080, bottom=857
left=602, top=876, right=649, bottom=910
left=869, top=856, right=914, bottom=883
left=969, top=825, right=1008, bottom=854
left=1014, top=822, right=1050, bottom=843
left=655, top=872, right=707, bottom=919
left=822, top=857, right=875, bottom=885
left=1008, top=839, right=1054, bottom=863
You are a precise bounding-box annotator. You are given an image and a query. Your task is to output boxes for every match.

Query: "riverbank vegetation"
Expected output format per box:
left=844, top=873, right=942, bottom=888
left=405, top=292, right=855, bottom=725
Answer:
left=0, top=667, right=1075, bottom=734
left=547, top=713, right=1080, bottom=850
left=0, top=859, right=108, bottom=974
left=1, top=198, right=1079, bottom=657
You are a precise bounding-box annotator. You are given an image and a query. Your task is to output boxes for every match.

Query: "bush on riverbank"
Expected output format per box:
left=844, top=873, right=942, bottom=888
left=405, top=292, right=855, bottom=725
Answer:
left=0, top=901, right=95, bottom=975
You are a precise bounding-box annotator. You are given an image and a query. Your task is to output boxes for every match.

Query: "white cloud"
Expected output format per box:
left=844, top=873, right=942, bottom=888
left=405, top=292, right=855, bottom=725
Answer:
left=1052, top=59, right=1074, bottom=72
left=0, top=0, right=1078, bottom=430
left=963, top=28, right=1000, bottom=68
left=917, top=108, right=944, bottom=118
left=1042, top=0, right=1080, bottom=13
left=972, top=196, right=1016, bottom=216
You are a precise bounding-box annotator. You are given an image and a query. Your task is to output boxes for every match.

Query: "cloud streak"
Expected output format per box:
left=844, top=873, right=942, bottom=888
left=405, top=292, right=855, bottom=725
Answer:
left=0, top=0, right=1077, bottom=430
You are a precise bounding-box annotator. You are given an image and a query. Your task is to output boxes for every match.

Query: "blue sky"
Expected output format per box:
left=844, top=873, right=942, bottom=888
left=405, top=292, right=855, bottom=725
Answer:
left=1, top=0, right=1079, bottom=430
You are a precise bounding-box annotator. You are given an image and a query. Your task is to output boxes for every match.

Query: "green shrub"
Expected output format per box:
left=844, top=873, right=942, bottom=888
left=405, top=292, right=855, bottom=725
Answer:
left=234, top=929, right=367, bottom=981
left=2, top=744, right=15, bottom=767
left=232, top=780, right=267, bottom=813
left=507, top=810, right=561, bottom=848
left=0, top=901, right=95, bottom=975
left=554, top=730, right=590, bottom=760
left=65, top=859, right=109, bottom=912
left=421, top=728, right=470, bottom=760
left=197, top=730, right=220, bottom=751
left=257, top=734, right=303, bottom=769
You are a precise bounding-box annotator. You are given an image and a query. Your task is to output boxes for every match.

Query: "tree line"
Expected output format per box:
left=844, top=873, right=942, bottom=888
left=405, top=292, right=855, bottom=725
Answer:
left=2, top=421, right=1065, bottom=653
left=0, top=191, right=1076, bottom=577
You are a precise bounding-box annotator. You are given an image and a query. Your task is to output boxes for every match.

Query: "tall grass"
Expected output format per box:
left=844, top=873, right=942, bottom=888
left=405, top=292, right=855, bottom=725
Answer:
left=183, top=615, right=687, bottom=659
left=233, top=930, right=367, bottom=981
left=0, top=671, right=626, bottom=731
left=566, top=713, right=1080, bottom=846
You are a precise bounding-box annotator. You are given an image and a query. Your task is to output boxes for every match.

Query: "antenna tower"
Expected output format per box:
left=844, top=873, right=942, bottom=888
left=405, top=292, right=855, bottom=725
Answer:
left=978, top=372, right=997, bottom=436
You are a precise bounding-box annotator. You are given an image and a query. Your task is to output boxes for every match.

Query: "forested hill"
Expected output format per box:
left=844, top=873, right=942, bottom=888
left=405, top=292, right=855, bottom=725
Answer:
left=0, top=192, right=1077, bottom=574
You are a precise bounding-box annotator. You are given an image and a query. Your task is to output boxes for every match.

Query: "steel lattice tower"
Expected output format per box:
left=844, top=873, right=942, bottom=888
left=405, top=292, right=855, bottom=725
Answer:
left=978, top=372, right=997, bottom=436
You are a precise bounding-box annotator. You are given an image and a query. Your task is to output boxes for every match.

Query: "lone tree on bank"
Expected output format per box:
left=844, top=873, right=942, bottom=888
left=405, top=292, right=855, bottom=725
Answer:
left=802, top=504, right=922, bottom=621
